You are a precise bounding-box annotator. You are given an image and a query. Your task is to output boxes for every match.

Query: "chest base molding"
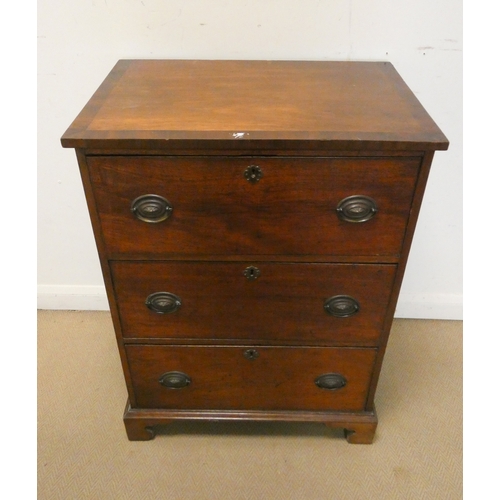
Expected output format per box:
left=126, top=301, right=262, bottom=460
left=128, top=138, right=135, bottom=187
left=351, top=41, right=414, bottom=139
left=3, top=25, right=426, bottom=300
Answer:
left=123, top=401, right=378, bottom=444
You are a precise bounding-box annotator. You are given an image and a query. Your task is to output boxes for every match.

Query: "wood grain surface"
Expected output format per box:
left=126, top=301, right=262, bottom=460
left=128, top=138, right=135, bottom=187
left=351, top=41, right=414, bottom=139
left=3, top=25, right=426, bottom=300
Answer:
left=88, top=155, right=419, bottom=258
left=125, top=344, right=377, bottom=411
left=61, top=60, right=449, bottom=151
left=111, top=261, right=396, bottom=344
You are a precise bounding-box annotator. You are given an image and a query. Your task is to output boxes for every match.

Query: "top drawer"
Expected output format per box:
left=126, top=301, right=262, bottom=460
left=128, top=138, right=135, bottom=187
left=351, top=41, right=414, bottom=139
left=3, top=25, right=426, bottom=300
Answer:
left=87, top=156, right=420, bottom=258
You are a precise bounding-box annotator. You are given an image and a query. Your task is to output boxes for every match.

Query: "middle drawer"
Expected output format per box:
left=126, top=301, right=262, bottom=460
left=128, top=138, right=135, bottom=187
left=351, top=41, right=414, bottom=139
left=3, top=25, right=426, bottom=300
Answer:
left=111, top=261, right=396, bottom=344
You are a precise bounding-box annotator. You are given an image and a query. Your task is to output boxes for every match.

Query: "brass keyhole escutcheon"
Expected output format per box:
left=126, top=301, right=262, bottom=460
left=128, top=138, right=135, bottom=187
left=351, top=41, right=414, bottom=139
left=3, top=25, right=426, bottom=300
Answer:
left=244, top=165, right=263, bottom=183
left=244, top=349, right=259, bottom=360
left=243, top=266, right=261, bottom=280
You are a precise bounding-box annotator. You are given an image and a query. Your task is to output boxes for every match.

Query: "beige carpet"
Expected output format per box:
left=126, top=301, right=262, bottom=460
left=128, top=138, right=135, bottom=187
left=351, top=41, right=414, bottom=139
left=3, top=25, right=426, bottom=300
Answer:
left=38, top=311, right=462, bottom=499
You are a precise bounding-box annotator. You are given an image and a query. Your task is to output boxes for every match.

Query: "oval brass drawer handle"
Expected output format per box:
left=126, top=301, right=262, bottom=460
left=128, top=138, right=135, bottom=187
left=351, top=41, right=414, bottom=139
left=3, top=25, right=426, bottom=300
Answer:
left=145, top=292, right=182, bottom=314
left=159, top=371, right=191, bottom=389
left=131, top=194, right=173, bottom=223
left=336, top=195, right=378, bottom=223
left=324, top=295, right=360, bottom=317
left=315, top=373, right=347, bottom=390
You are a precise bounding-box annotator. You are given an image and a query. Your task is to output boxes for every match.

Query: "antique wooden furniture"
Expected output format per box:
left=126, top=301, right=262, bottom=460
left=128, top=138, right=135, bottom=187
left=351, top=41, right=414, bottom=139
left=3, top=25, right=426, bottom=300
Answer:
left=61, top=60, right=448, bottom=443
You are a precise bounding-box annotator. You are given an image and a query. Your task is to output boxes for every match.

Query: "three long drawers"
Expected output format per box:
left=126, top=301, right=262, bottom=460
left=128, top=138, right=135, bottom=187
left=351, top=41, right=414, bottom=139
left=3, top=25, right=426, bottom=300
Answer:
left=87, top=155, right=412, bottom=413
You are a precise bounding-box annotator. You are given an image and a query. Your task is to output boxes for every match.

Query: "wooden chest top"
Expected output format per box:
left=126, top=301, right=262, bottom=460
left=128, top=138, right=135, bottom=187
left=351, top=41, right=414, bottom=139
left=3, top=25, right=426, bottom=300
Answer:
left=61, top=60, right=448, bottom=152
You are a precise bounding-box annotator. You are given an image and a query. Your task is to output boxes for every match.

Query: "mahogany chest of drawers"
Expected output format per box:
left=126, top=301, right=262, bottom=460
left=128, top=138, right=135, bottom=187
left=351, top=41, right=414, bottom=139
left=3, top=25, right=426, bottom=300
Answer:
left=61, top=60, right=448, bottom=443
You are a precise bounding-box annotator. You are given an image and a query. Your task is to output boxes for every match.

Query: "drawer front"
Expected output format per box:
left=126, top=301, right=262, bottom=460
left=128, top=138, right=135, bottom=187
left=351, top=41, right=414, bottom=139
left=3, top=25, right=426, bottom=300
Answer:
left=88, top=156, right=419, bottom=257
left=111, top=261, right=396, bottom=343
left=125, top=345, right=376, bottom=411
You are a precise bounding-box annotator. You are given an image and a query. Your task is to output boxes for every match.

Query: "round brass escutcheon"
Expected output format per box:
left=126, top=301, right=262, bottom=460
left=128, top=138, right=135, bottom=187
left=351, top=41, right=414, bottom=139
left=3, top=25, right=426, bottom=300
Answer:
left=243, top=266, right=261, bottom=280
left=244, top=165, right=263, bottom=183
left=336, top=195, right=378, bottom=223
left=131, top=194, right=173, bottom=223
left=244, top=349, right=259, bottom=360
left=145, top=292, right=182, bottom=314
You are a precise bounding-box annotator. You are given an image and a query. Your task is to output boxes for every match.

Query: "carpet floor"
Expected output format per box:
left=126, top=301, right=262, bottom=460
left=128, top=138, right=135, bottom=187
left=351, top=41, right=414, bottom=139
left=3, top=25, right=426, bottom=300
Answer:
left=38, top=311, right=462, bottom=499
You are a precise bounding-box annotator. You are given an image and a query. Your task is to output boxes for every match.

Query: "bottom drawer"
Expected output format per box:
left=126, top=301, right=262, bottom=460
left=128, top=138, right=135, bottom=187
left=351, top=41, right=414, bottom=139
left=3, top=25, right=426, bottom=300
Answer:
left=125, top=345, right=377, bottom=412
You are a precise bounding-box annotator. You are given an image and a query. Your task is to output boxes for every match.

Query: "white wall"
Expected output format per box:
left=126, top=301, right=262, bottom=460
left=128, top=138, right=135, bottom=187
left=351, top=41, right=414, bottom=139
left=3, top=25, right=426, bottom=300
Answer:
left=37, top=0, right=462, bottom=319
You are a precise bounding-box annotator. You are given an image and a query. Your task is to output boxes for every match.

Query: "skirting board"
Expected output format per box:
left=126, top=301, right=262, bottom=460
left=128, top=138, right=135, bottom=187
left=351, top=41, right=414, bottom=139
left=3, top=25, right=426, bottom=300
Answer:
left=37, top=285, right=109, bottom=312
left=37, top=285, right=463, bottom=320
